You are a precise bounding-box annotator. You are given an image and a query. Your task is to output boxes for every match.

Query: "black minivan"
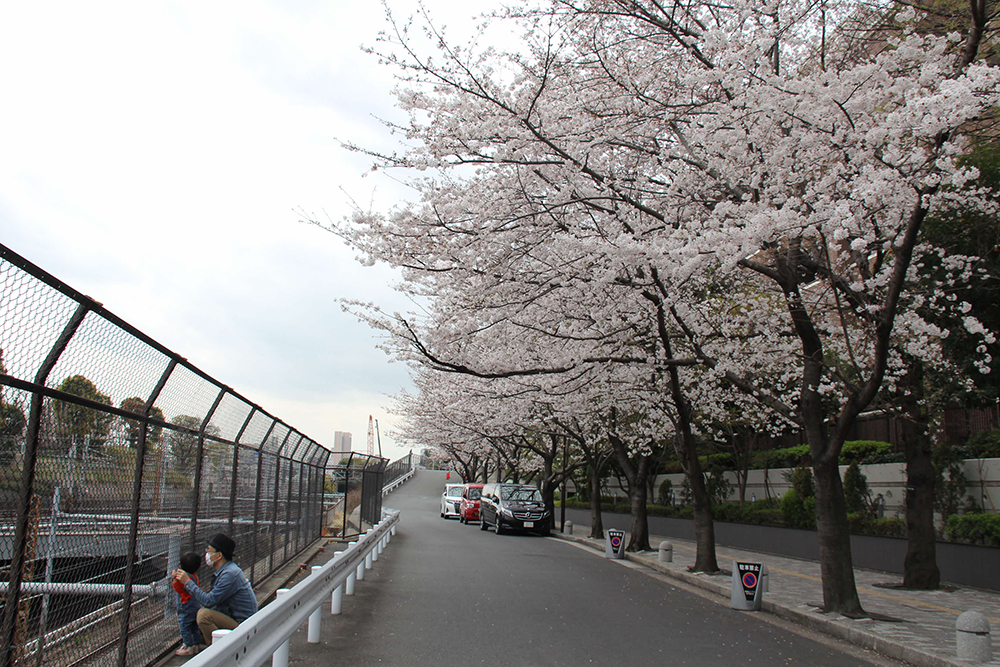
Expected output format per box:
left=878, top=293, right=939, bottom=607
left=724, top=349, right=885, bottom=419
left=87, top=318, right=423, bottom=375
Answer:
left=479, top=483, right=551, bottom=535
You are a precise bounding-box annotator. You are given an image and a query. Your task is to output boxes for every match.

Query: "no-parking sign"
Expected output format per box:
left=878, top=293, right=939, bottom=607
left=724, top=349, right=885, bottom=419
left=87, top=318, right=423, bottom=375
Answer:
left=737, top=562, right=761, bottom=601
left=606, top=529, right=626, bottom=559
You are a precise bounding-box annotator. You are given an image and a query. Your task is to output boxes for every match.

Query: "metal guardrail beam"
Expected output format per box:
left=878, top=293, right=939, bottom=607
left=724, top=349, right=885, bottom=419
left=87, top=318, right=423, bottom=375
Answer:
left=184, top=509, right=400, bottom=667
left=382, top=468, right=414, bottom=496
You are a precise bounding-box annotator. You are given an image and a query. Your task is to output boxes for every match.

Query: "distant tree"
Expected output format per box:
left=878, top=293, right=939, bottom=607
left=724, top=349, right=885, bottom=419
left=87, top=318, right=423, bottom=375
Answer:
left=52, top=375, right=112, bottom=456
left=0, top=351, right=26, bottom=461
left=168, top=415, right=204, bottom=473
left=119, top=396, right=164, bottom=449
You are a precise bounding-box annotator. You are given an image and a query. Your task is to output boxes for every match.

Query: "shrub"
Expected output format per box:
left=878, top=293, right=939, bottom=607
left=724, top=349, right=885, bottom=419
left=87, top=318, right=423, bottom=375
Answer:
left=780, top=489, right=815, bottom=529
left=751, top=445, right=811, bottom=470
left=701, top=453, right=736, bottom=472
left=706, top=471, right=732, bottom=505
left=963, top=429, right=1000, bottom=459
left=945, top=513, right=1000, bottom=546
left=847, top=513, right=907, bottom=537
left=840, top=440, right=893, bottom=464
left=842, top=462, right=871, bottom=514
left=785, top=465, right=814, bottom=499
left=657, top=478, right=673, bottom=506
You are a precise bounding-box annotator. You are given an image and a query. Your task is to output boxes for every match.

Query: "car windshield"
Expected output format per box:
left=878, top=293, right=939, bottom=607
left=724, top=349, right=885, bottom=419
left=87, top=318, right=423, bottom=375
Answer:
left=501, top=486, right=541, bottom=502
left=446, top=487, right=464, bottom=498
left=466, top=488, right=481, bottom=500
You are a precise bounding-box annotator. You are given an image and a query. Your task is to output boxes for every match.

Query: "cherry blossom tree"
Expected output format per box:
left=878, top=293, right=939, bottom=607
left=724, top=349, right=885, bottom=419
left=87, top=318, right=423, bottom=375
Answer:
left=321, top=0, right=999, bottom=615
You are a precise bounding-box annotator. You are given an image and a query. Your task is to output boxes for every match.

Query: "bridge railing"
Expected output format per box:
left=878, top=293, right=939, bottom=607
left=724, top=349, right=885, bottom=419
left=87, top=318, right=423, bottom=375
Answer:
left=185, top=508, right=400, bottom=667
left=0, top=243, right=362, bottom=667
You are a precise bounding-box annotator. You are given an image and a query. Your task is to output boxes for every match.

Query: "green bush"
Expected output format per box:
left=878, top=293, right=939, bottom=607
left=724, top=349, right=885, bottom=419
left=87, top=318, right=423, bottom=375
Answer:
left=945, top=513, right=1000, bottom=546
left=840, top=440, right=893, bottom=464
left=701, top=453, right=736, bottom=472
left=751, top=445, right=811, bottom=470
left=847, top=513, right=907, bottom=537
left=842, top=462, right=871, bottom=514
left=963, top=430, right=1000, bottom=459
left=780, top=489, right=816, bottom=529
left=657, top=478, right=673, bottom=506
left=786, top=465, right=814, bottom=499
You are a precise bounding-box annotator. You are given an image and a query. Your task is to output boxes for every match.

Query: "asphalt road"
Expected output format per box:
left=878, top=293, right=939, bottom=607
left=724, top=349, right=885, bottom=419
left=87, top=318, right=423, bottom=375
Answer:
left=287, top=470, right=901, bottom=666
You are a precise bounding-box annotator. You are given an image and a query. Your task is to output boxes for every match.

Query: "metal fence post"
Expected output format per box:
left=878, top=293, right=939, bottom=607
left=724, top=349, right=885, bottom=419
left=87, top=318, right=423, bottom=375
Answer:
left=1, top=302, right=88, bottom=667
left=228, top=410, right=255, bottom=535
left=249, top=422, right=275, bottom=586
left=269, top=432, right=291, bottom=572
left=116, top=359, right=176, bottom=667
left=189, top=390, right=225, bottom=550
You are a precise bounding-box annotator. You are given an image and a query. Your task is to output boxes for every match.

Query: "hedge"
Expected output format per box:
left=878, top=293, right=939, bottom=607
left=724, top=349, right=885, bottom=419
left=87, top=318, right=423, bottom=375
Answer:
left=945, top=512, right=1000, bottom=546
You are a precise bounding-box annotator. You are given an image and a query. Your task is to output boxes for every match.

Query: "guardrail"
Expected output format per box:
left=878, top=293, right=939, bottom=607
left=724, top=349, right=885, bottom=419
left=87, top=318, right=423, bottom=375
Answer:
left=184, top=508, right=400, bottom=667
left=382, top=467, right=414, bottom=496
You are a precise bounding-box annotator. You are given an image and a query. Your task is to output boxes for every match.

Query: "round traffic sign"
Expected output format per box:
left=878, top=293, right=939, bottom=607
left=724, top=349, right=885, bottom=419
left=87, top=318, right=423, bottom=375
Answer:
left=610, top=535, right=622, bottom=549
left=742, top=572, right=758, bottom=589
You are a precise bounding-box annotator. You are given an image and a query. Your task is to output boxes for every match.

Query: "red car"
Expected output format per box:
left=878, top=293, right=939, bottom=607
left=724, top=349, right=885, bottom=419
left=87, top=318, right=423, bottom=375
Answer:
left=459, top=483, right=484, bottom=524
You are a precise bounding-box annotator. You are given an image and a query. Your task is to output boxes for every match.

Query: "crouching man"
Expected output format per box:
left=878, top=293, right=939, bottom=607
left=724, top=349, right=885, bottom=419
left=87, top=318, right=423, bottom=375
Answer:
left=173, top=533, right=258, bottom=645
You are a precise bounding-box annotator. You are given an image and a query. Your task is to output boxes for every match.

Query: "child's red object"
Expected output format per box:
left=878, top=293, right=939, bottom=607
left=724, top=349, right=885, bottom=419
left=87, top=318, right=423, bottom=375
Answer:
left=172, top=572, right=199, bottom=603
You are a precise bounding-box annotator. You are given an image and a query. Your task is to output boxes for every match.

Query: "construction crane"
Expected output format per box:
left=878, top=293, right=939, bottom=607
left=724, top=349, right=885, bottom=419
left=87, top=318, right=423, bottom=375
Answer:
left=366, top=415, right=382, bottom=457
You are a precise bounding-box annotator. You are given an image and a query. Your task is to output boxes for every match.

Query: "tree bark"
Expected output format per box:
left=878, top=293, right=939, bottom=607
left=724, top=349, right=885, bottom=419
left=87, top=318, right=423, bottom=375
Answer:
left=678, top=436, right=720, bottom=573
left=588, top=460, right=604, bottom=539
left=812, top=455, right=865, bottom=616
left=899, top=361, right=940, bottom=589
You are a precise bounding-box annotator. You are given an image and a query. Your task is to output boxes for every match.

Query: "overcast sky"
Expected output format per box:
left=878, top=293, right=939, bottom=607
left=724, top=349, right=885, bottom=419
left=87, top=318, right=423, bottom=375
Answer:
left=0, top=1, right=501, bottom=461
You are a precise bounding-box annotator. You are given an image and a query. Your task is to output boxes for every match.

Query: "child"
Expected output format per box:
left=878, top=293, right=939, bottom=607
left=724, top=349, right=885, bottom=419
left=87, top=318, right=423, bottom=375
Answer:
left=172, top=553, right=202, bottom=656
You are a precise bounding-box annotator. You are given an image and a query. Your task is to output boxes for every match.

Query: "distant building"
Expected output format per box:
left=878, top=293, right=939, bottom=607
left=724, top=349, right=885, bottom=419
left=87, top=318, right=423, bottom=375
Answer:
left=332, top=431, right=352, bottom=455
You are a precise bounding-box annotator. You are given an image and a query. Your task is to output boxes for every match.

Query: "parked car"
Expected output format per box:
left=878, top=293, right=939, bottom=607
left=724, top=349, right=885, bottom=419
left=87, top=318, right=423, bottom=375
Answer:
left=479, top=483, right=550, bottom=535
left=441, top=483, right=465, bottom=519
left=459, top=483, right=484, bottom=523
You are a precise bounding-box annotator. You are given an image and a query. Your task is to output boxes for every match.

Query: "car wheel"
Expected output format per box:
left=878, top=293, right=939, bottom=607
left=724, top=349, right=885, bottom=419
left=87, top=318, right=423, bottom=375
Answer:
left=460, top=515, right=465, bottom=524
left=480, top=516, right=489, bottom=531
left=495, top=518, right=504, bottom=535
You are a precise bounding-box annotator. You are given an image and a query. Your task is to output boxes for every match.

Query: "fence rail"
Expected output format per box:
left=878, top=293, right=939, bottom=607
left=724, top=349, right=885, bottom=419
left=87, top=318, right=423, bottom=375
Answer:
left=0, top=243, right=379, bottom=667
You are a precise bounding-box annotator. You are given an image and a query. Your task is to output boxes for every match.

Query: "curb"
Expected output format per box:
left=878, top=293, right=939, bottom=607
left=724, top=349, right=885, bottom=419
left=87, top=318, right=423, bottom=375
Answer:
left=553, top=532, right=969, bottom=667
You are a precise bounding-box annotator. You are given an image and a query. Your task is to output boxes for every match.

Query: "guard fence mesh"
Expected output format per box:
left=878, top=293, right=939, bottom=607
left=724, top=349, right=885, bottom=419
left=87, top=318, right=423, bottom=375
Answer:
left=0, top=244, right=388, bottom=667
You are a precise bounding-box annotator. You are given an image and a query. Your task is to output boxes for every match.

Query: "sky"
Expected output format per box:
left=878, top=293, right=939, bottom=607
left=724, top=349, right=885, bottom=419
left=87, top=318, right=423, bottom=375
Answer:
left=0, top=1, right=504, bottom=461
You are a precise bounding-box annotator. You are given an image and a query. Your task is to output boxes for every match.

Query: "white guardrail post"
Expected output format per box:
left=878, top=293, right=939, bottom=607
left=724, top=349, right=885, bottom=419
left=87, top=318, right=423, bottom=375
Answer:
left=183, top=508, right=400, bottom=667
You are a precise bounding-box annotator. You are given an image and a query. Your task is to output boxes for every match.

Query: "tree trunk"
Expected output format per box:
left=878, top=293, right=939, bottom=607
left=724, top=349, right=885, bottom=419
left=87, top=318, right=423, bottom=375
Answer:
left=626, top=455, right=651, bottom=551
left=812, top=456, right=865, bottom=616
left=899, top=361, right=940, bottom=589
left=680, top=439, right=719, bottom=573
left=588, top=460, right=604, bottom=539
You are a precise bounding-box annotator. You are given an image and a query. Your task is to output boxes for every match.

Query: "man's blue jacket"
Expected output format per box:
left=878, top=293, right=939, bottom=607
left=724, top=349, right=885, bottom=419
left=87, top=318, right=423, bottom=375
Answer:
left=184, top=560, right=258, bottom=623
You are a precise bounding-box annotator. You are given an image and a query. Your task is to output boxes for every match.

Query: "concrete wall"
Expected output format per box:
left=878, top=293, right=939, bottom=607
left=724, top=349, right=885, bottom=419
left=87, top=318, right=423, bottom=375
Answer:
left=584, top=458, right=1000, bottom=516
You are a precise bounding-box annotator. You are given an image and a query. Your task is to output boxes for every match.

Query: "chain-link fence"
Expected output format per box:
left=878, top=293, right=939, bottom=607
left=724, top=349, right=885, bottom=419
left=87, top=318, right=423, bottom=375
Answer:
left=321, top=452, right=386, bottom=539
left=0, top=244, right=343, bottom=667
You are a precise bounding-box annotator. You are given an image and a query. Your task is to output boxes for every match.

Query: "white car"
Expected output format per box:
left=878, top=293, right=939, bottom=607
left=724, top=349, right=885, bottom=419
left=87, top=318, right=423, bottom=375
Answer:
left=440, top=483, right=465, bottom=519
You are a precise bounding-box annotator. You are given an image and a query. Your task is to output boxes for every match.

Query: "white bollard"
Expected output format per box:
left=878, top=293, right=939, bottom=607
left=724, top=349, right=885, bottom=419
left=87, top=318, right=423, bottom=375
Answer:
left=564, top=520, right=573, bottom=535
left=658, top=541, right=673, bottom=563
left=956, top=611, right=992, bottom=663
left=331, top=552, right=344, bottom=613
left=345, top=568, right=356, bottom=595
left=273, top=589, right=292, bottom=667
left=356, top=559, right=365, bottom=581
left=365, top=550, right=374, bottom=570
left=308, top=566, right=323, bottom=643
left=212, top=628, right=232, bottom=644
left=391, top=524, right=396, bottom=536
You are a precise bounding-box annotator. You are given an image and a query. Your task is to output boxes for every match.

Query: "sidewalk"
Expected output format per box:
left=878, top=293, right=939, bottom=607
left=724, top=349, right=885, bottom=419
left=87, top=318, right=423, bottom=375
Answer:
left=555, top=525, right=999, bottom=667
